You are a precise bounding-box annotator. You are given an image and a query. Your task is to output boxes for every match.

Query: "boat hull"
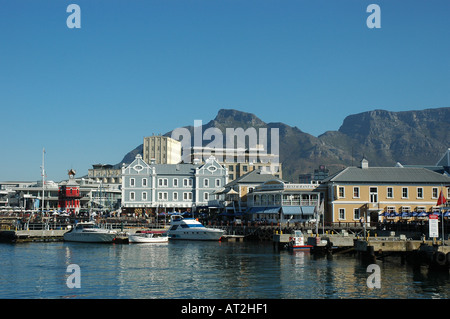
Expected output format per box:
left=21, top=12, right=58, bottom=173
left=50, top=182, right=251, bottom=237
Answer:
left=63, top=232, right=117, bottom=243
left=290, top=245, right=313, bottom=251
left=168, top=229, right=224, bottom=241
left=129, top=235, right=169, bottom=243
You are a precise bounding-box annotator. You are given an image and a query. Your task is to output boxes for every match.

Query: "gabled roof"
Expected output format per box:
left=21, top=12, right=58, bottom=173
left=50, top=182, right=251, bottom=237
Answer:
left=225, top=169, right=282, bottom=187
left=323, top=166, right=450, bottom=184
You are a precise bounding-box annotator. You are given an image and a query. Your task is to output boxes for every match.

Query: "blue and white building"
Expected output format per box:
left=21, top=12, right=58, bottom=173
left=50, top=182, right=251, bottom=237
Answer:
left=121, top=154, right=228, bottom=213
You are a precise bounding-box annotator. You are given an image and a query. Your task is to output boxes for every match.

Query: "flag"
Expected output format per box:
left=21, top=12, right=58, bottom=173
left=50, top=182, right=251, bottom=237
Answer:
left=437, top=189, right=447, bottom=206
left=319, top=200, right=324, bottom=215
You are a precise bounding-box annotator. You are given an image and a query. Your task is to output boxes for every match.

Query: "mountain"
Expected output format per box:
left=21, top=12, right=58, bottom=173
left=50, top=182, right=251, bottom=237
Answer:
left=117, top=107, right=450, bottom=182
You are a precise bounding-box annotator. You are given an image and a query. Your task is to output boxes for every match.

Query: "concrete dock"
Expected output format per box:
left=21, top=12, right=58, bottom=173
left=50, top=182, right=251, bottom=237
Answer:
left=0, top=229, right=68, bottom=243
left=273, top=232, right=355, bottom=253
left=354, top=237, right=450, bottom=268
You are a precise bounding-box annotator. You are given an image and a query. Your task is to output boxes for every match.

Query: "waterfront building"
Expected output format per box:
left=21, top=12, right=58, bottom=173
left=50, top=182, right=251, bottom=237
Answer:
left=0, top=178, right=121, bottom=214
left=246, top=179, right=326, bottom=223
left=58, top=169, right=81, bottom=215
left=209, top=169, right=282, bottom=215
left=121, top=154, right=227, bottom=215
left=143, top=135, right=182, bottom=165
left=322, top=158, right=450, bottom=225
left=189, top=145, right=282, bottom=181
left=0, top=181, right=35, bottom=209
left=88, top=163, right=122, bottom=185
left=299, top=165, right=330, bottom=184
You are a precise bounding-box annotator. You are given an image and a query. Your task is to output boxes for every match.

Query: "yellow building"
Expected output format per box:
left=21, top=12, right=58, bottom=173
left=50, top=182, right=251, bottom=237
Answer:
left=323, top=159, right=450, bottom=225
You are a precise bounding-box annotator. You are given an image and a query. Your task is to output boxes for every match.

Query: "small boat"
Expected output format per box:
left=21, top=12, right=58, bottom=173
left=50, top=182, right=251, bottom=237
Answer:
left=63, top=221, right=117, bottom=243
left=129, top=230, right=169, bottom=243
left=288, top=230, right=313, bottom=251
left=167, top=215, right=224, bottom=241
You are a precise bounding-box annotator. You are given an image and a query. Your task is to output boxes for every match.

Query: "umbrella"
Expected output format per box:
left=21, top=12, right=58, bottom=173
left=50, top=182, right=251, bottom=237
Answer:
left=417, top=211, right=428, bottom=218
left=431, top=211, right=442, bottom=217
left=444, top=211, right=450, bottom=217
left=411, top=212, right=419, bottom=217
left=401, top=212, right=411, bottom=218
left=379, top=211, right=390, bottom=217
left=389, top=211, right=400, bottom=217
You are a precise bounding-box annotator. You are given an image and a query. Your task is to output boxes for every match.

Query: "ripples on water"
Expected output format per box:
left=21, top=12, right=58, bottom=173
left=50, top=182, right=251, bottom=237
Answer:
left=0, top=241, right=449, bottom=299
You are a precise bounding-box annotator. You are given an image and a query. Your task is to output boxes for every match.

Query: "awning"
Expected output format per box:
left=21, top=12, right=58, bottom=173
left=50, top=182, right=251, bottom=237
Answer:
left=281, top=206, right=301, bottom=215
left=246, top=207, right=280, bottom=214
left=247, top=207, right=266, bottom=214
left=301, top=206, right=316, bottom=215
left=212, top=188, right=226, bottom=195
left=264, top=207, right=280, bottom=214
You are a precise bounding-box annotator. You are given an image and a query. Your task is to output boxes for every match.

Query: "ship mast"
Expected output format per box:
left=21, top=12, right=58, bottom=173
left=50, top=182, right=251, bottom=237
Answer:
left=41, top=148, right=45, bottom=214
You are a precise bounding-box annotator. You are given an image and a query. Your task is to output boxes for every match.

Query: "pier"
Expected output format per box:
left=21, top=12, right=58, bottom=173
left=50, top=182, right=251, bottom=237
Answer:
left=354, top=237, right=450, bottom=268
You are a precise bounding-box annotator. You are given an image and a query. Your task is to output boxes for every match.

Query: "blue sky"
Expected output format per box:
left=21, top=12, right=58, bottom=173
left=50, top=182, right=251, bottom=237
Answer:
left=1, top=0, right=449, bottom=182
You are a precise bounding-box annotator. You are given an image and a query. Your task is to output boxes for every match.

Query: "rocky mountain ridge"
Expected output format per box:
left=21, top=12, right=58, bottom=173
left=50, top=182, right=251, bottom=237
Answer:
left=118, top=107, right=450, bottom=182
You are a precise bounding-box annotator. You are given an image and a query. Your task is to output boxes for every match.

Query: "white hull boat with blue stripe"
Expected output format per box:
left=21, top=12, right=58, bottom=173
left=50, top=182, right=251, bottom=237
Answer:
left=167, top=215, right=224, bottom=241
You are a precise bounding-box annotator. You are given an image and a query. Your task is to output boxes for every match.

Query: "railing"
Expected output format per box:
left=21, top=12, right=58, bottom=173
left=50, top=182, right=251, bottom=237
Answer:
left=251, top=200, right=318, bottom=207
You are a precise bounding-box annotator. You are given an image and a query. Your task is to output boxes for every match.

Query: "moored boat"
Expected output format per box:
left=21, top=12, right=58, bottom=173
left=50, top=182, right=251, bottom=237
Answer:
left=288, top=230, right=313, bottom=251
left=63, top=221, right=117, bottom=243
left=167, top=215, right=224, bottom=241
left=129, top=230, right=169, bottom=243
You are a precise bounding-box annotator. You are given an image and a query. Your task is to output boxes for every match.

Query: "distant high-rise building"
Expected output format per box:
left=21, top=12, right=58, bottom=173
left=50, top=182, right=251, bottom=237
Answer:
left=143, top=135, right=182, bottom=165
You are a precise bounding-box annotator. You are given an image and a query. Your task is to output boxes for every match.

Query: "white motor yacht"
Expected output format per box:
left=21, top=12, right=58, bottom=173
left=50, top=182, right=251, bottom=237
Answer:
left=63, top=221, right=117, bottom=243
left=167, top=215, right=224, bottom=241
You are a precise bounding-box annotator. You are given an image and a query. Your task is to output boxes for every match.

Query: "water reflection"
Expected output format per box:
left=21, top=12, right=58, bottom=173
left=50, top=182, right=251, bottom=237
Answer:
left=0, top=241, right=449, bottom=299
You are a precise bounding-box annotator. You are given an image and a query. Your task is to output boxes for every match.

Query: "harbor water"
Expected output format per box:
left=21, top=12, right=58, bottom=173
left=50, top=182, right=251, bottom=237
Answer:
left=0, top=240, right=449, bottom=299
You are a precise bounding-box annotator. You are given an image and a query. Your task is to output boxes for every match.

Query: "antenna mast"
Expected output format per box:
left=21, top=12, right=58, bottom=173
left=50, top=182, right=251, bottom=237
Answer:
left=41, top=148, right=45, bottom=214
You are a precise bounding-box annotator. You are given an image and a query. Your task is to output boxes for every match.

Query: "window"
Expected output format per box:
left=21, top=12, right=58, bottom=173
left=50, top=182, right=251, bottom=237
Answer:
left=387, top=187, right=393, bottom=198
left=339, top=208, right=345, bottom=220
left=183, top=178, right=192, bottom=187
left=417, top=187, right=423, bottom=199
left=401, top=206, right=411, bottom=213
left=204, top=179, right=209, bottom=187
left=130, top=192, right=135, bottom=201
left=183, top=192, right=192, bottom=201
left=158, top=178, right=168, bottom=187
left=432, top=188, right=438, bottom=199
left=387, top=206, right=395, bottom=213
left=173, top=192, right=178, bottom=201
left=142, top=192, right=147, bottom=200
left=353, top=208, right=360, bottom=220
left=215, top=179, right=221, bottom=187
left=229, top=165, right=234, bottom=172
left=338, top=187, right=345, bottom=198
left=353, top=187, right=360, bottom=198
left=242, top=165, right=248, bottom=172
left=173, top=178, right=178, bottom=187
left=204, top=192, right=209, bottom=201
left=402, top=187, right=408, bottom=199
left=158, top=192, right=168, bottom=200
left=130, top=178, right=135, bottom=187
left=142, top=178, right=147, bottom=187
left=369, top=187, right=378, bottom=203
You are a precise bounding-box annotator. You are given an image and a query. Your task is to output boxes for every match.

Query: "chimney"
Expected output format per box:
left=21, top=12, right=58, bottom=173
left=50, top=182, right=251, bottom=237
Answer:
left=360, top=157, right=369, bottom=169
